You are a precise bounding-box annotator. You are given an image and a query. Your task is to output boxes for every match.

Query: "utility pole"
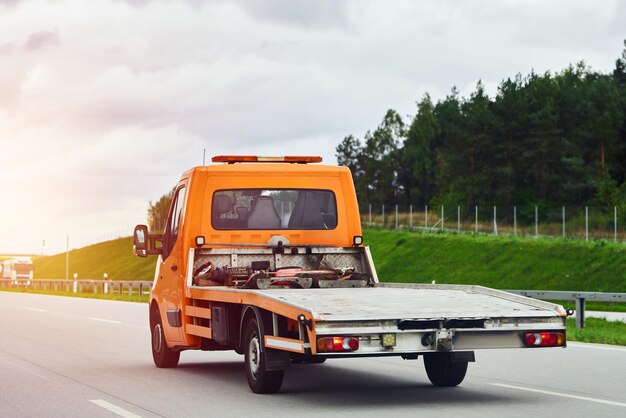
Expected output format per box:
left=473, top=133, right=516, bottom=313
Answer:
left=65, top=235, right=69, bottom=281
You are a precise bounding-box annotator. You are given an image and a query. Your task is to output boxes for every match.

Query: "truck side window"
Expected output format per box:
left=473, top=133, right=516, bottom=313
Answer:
left=162, top=186, right=186, bottom=260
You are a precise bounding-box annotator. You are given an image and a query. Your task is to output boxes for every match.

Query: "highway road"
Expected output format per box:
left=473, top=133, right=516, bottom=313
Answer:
left=1, top=292, right=625, bottom=418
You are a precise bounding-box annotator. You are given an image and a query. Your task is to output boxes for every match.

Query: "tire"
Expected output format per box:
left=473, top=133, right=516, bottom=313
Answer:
left=423, top=353, right=468, bottom=387
left=244, top=317, right=284, bottom=393
left=150, top=306, right=180, bottom=368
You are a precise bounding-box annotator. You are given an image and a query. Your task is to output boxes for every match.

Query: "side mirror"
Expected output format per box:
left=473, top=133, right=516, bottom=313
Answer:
left=133, top=225, right=148, bottom=257
left=133, top=224, right=163, bottom=257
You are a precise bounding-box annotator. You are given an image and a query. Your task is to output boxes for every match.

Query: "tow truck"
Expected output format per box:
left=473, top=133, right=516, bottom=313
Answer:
left=2, top=257, right=34, bottom=286
left=133, top=155, right=568, bottom=393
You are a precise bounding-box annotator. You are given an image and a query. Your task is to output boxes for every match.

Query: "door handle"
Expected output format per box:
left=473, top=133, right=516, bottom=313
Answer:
left=171, top=265, right=178, bottom=271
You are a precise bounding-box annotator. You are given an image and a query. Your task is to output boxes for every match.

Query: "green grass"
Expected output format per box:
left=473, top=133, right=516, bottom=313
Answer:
left=34, top=237, right=156, bottom=281
left=35, top=229, right=626, bottom=291
left=365, top=228, right=626, bottom=292
left=567, top=317, right=626, bottom=345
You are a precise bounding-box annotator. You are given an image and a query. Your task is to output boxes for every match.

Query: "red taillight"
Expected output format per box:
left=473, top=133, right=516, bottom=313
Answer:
left=317, top=336, right=359, bottom=352
left=523, top=332, right=565, bottom=347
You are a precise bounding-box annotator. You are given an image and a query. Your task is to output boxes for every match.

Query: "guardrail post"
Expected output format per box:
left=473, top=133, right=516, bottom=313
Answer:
left=119, top=282, right=123, bottom=295
left=128, top=282, right=132, bottom=296
left=576, top=298, right=585, bottom=328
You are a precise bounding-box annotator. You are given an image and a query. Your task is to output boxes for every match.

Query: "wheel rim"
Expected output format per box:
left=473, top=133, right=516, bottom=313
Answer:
left=248, top=332, right=260, bottom=379
left=153, top=323, right=163, bottom=353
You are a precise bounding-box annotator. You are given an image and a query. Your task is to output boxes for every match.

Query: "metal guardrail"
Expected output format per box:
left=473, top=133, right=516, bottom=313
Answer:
left=0, top=279, right=153, bottom=297
left=507, top=290, right=626, bottom=328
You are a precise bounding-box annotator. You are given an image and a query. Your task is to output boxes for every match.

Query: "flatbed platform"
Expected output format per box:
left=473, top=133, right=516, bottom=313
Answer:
left=188, top=283, right=565, bottom=323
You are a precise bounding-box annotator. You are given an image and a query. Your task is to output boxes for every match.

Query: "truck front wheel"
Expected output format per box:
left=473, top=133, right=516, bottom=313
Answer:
left=150, top=306, right=180, bottom=368
left=423, top=353, right=468, bottom=387
left=244, top=318, right=284, bottom=393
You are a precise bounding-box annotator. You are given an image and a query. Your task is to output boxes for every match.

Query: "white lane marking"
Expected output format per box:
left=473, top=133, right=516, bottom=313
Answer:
left=27, top=307, right=46, bottom=312
left=490, top=383, right=626, bottom=408
left=88, top=317, right=121, bottom=324
left=90, top=400, right=143, bottom=418
left=568, top=342, right=626, bottom=352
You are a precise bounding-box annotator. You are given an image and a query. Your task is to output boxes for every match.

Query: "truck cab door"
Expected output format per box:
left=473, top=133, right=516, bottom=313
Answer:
left=158, top=183, right=187, bottom=344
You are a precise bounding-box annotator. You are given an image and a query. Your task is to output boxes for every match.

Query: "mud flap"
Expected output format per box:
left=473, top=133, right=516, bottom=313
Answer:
left=243, top=305, right=291, bottom=371
left=451, top=351, right=475, bottom=363
left=264, top=348, right=290, bottom=371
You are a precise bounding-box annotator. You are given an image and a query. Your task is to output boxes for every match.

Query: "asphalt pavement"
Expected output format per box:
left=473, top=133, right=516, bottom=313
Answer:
left=1, top=292, right=625, bottom=418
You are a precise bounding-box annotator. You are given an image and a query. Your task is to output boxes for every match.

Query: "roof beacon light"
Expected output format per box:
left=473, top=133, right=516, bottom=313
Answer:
left=212, top=155, right=322, bottom=164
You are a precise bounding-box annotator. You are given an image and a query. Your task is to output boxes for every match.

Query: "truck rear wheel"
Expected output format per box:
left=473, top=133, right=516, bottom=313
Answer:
left=244, top=318, right=284, bottom=393
left=150, top=306, right=180, bottom=368
left=423, top=353, right=468, bottom=387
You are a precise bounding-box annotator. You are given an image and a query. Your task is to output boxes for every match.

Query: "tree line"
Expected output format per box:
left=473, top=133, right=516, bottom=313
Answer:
left=336, top=42, right=626, bottom=215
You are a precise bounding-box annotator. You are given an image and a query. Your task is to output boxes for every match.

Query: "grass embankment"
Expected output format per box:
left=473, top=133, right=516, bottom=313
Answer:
left=365, top=228, right=626, bottom=293
left=34, top=237, right=155, bottom=281
left=567, top=317, right=626, bottom=345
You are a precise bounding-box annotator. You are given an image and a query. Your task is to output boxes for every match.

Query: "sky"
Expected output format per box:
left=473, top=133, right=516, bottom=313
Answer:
left=0, top=0, right=624, bottom=255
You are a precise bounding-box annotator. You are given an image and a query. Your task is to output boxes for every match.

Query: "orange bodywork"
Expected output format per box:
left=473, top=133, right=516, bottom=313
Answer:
left=151, top=160, right=362, bottom=350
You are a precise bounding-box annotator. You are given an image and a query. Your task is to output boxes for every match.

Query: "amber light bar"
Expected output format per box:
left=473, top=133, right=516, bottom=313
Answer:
left=212, top=155, right=323, bottom=163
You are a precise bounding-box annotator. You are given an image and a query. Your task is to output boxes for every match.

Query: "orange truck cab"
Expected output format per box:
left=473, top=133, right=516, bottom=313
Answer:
left=134, top=156, right=567, bottom=393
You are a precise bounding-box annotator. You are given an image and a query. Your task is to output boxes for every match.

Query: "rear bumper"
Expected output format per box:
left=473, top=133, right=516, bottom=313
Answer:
left=311, top=316, right=566, bottom=355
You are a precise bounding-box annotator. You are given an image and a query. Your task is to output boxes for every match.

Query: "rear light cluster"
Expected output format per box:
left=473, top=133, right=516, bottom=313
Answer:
left=317, top=336, right=359, bottom=352
left=523, top=332, right=566, bottom=347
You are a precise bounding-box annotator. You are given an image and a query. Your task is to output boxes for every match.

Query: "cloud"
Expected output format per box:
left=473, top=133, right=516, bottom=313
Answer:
left=0, top=0, right=22, bottom=8
left=23, top=30, right=60, bottom=51
left=0, top=0, right=624, bottom=253
left=237, top=0, right=349, bottom=28
left=0, top=43, right=16, bottom=54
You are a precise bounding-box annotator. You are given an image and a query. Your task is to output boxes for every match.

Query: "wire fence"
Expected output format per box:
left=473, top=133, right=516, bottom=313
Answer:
left=361, top=204, right=626, bottom=242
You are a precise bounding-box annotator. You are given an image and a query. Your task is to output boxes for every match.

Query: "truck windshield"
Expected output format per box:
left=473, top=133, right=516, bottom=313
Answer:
left=212, top=189, right=337, bottom=230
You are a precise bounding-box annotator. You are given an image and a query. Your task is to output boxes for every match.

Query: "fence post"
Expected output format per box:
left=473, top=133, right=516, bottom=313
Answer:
left=425, top=205, right=428, bottom=229
left=409, top=205, right=413, bottom=229
left=585, top=206, right=589, bottom=242
left=457, top=206, right=460, bottom=233
left=93, top=281, right=97, bottom=294
left=615, top=206, right=617, bottom=242
left=128, top=282, right=132, bottom=296
left=513, top=206, right=517, bottom=236
left=395, top=204, right=398, bottom=229
left=139, top=283, right=144, bottom=297
left=576, top=298, right=585, bottom=328
left=475, top=206, right=478, bottom=233
left=368, top=204, right=372, bottom=226
left=535, top=206, right=538, bottom=238
left=493, top=206, right=498, bottom=235
left=382, top=205, right=385, bottom=227
left=562, top=206, right=566, bottom=238
left=441, top=206, right=444, bottom=231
